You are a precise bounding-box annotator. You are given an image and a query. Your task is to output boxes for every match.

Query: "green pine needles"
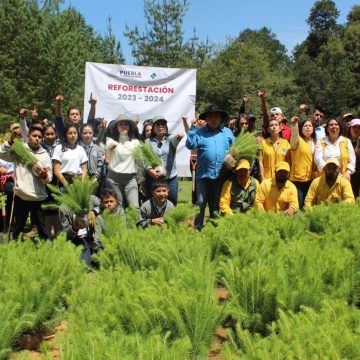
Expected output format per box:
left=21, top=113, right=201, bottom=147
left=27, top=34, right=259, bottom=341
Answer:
left=46, top=176, right=98, bottom=217
left=229, top=130, right=260, bottom=161
left=164, top=204, right=196, bottom=226
left=11, top=139, right=38, bottom=167
left=133, top=142, right=162, bottom=167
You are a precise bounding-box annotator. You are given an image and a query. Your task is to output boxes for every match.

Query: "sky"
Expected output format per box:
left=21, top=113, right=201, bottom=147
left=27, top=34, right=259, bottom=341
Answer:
left=62, top=0, right=358, bottom=62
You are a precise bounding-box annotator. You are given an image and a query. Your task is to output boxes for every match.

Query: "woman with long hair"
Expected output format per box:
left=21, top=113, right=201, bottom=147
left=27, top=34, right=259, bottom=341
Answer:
left=259, top=119, right=290, bottom=181
left=314, top=117, right=355, bottom=180
left=146, top=116, right=184, bottom=206
left=289, top=114, right=317, bottom=208
left=52, top=123, right=88, bottom=186
left=41, top=123, right=59, bottom=158
left=80, top=124, right=104, bottom=181
left=105, top=115, right=141, bottom=209
left=140, top=120, right=153, bottom=142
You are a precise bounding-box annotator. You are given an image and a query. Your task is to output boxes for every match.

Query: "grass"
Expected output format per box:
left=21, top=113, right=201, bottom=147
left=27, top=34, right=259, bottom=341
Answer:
left=178, top=179, right=193, bottom=205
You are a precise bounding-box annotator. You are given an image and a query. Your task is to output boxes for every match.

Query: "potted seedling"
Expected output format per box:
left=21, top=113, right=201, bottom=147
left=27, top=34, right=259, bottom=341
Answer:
left=133, top=142, right=166, bottom=177
left=224, top=130, right=260, bottom=169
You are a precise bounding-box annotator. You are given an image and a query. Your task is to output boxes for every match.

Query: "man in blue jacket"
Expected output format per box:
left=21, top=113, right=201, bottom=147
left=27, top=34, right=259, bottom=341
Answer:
left=186, top=104, right=234, bottom=229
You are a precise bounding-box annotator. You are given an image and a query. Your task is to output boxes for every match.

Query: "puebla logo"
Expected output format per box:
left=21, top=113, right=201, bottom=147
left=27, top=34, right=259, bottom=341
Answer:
left=119, top=70, right=142, bottom=78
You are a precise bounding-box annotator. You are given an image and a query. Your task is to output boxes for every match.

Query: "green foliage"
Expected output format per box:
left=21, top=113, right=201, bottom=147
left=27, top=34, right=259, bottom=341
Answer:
left=228, top=130, right=260, bottom=161
left=163, top=203, right=196, bottom=225
left=197, top=27, right=298, bottom=114
left=133, top=142, right=162, bottom=167
left=2, top=184, right=360, bottom=358
left=46, top=176, right=98, bottom=216
left=58, top=223, right=223, bottom=359
left=0, top=235, right=84, bottom=358
left=10, top=139, right=38, bottom=167
left=222, top=301, right=360, bottom=359
left=209, top=203, right=360, bottom=336
left=124, top=0, right=212, bottom=68
left=0, top=0, right=125, bottom=120
left=293, top=0, right=360, bottom=116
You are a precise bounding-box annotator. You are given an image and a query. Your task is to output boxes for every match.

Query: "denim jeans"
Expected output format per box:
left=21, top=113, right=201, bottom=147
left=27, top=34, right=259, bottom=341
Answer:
left=293, top=181, right=312, bottom=209
left=194, top=178, right=222, bottom=230
left=167, top=176, right=179, bottom=206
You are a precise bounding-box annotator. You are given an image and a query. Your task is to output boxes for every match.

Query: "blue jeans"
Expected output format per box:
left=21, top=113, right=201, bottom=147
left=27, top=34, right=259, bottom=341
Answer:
left=194, top=178, right=221, bottom=230
left=293, top=181, right=311, bottom=209
left=167, top=176, right=179, bottom=206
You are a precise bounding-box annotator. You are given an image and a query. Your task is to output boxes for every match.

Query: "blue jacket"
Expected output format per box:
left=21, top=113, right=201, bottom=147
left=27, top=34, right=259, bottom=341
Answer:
left=186, top=124, right=234, bottom=179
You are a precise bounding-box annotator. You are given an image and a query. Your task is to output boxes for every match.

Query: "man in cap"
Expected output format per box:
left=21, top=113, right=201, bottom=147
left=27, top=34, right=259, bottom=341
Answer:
left=258, top=90, right=291, bottom=140
left=9, top=122, right=22, bottom=139
left=186, top=104, right=234, bottom=229
left=255, top=161, right=298, bottom=215
left=304, top=158, right=355, bottom=208
left=219, top=159, right=259, bottom=215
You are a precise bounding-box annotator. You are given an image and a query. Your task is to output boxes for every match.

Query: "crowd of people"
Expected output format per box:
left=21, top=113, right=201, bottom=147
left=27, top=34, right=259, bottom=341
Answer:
left=0, top=91, right=358, bottom=264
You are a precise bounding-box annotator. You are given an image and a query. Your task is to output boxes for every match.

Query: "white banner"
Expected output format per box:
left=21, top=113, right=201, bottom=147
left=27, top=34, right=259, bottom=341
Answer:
left=84, top=62, right=196, bottom=177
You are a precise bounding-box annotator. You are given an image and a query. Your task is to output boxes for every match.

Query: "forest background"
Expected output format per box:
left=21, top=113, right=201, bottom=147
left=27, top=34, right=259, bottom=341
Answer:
left=0, top=0, right=359, bottom=131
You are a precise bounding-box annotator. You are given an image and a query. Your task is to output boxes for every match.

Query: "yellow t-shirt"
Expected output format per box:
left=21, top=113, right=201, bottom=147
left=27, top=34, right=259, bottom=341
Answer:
left=304, top=175, right=355, bottom=208
left=290, top=137, right=315, bottom=182
left=261, top=138, right=290, bottom=180
left=255, top=178, right=299, bottom=213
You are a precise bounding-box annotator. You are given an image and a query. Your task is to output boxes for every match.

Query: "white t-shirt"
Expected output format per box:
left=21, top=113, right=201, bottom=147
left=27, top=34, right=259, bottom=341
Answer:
left=52, top=144, right=88, bottom=175
left=314, top=136, right=356, bottom=173
left=106, top=136, right=140, bottom=174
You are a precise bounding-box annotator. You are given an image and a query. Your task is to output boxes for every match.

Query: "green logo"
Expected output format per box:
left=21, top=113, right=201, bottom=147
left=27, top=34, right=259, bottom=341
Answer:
left=150, top=73, right=157, bottom=79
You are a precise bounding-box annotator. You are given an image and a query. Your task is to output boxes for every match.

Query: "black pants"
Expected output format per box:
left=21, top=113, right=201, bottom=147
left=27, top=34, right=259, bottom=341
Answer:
left=351, top=170, right=360, bottom=198
left=12, top=195, right=50, bottom=240
left=0, top=180, right=14, bottom=232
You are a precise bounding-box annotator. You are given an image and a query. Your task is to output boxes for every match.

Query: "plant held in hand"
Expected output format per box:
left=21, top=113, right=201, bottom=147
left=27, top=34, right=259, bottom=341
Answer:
left=228, top=130, right=260, bottom=162
left=11, top=139, right=37, bottom=167
left=45, top=176, right=98, bottom=217
left=133, top=142, right=166, bottom=176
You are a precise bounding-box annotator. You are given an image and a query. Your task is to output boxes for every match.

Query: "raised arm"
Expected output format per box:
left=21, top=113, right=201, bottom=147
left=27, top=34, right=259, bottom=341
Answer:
left=88, top=93, right=97, bottom=122
left=55, top=95, right=64, bottom=138
left=258, top=90, right=269, bottom=129
left=19, top=108, right=29, bottom=143
left=239, top=95, right=249, bottom=117
left=290, top=104, right=309, bottom=150
left=182, top=116, right=190, bottom=133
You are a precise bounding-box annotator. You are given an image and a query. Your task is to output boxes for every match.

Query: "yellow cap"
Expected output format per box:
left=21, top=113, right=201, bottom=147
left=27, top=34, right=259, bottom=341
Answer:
left=275, top=161, right=290, bottom=172
left=10, top=122, right=20, bottom=131
left=325, top=157, right=340, bottom=167
left=236, top=159, right=251, bottom=171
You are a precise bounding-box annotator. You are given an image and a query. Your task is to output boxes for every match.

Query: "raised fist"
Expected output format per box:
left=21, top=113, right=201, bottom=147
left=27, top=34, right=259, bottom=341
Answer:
left=55, top=95, right=64, bottom=104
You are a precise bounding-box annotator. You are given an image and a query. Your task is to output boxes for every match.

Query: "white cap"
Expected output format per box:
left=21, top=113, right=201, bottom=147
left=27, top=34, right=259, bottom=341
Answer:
left=270, top=107, right=283, bottom=115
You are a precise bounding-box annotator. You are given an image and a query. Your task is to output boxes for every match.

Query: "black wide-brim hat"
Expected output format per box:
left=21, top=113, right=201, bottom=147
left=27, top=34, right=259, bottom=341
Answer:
left=199, top=104, right=229, bottom=121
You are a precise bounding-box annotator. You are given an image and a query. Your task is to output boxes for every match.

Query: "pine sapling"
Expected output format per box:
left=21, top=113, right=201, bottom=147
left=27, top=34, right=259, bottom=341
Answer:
left=164, top=204, right=196, bottom=226
left=133, top=142, right=166, bottom=176
left=228, top=130, right=260, bottom=162
left=11, top=139, right=38, bottom=167
left=45, top=176, right=98, bottom=217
